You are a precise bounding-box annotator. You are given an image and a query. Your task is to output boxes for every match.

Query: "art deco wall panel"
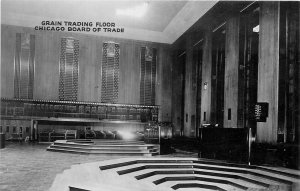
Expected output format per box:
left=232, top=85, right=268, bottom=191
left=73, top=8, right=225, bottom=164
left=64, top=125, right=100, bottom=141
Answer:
left=59, top=38, right=79, bottom=101
left=101, top=42, right=120, bottom=103
left=2, top=25, right=172, bottom=123
left=14, top=33, right=35, bottom=99
left=140, top=47, right=157, bottom=105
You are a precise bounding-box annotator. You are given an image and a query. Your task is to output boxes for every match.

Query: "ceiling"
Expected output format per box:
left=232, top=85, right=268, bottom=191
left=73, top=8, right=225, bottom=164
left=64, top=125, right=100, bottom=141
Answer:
left=1, top=0, right=217, bottom=44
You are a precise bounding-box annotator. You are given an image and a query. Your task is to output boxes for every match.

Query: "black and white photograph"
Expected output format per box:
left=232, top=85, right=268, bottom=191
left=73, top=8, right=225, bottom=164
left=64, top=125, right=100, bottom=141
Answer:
left=0, top=0, right=299, bottom=190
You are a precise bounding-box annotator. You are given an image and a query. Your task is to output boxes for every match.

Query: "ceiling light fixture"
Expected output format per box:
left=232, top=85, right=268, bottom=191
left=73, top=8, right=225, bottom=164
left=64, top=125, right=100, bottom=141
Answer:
left=116, top=2, right=149, bottom=18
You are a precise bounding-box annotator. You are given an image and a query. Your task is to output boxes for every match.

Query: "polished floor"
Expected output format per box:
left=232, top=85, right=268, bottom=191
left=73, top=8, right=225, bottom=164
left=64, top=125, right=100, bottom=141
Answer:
left=0, top=142, right=129, bottom=191
left=51, top=157, right=300, bottom=191
left=0, top=142, right=198, bottom=191
left=3, top=142, right=299, bottom=191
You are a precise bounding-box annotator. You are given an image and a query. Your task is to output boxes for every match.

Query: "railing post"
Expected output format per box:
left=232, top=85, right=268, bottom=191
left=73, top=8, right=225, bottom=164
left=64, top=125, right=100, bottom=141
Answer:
left=248, top=127, right=252, bottom=165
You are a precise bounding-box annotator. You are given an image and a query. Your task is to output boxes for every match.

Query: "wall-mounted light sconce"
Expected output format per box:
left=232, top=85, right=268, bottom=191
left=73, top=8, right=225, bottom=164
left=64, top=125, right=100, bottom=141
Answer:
left=204, top=82, right=208, bottom=90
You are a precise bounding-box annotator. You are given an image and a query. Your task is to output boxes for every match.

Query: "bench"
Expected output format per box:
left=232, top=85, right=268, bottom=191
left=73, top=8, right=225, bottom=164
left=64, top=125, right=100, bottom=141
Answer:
left=38, top=130, right=53, bottom=142
left=66, top=130, right=77, bottom=140
left=50, top=129, right=67, bottom=141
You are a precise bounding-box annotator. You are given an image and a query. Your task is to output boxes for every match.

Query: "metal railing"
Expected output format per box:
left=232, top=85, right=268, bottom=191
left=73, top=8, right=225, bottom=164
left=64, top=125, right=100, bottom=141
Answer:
left=0, top=98, right=159, bottom=122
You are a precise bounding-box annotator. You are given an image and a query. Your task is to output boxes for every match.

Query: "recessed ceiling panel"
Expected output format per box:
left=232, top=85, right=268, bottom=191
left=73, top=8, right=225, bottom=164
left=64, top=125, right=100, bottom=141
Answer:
left=2, top=0, right=187, bottom=32
left=1, top=0, right=216, bottom=43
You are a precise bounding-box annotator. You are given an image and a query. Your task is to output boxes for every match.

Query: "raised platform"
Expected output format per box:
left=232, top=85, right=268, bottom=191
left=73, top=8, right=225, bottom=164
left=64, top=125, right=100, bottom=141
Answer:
left=47, top=139, right=159, bottom=156
left=50, top=158, right=300, bottom=191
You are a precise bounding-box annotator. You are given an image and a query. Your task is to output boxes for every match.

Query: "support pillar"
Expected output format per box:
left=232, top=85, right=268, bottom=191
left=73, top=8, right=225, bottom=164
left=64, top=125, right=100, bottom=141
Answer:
left=257, top=1, right=280, bottom=143
left=184, top=37, right=197, bottom=137
left=201, top=31, right=212, bottom=125
left=224, top=16, right=240, bottom=128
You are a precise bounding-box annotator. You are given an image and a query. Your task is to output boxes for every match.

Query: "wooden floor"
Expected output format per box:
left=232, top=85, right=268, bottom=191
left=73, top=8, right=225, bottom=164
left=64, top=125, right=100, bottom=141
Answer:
left=49, top=157, right=300, bottom=191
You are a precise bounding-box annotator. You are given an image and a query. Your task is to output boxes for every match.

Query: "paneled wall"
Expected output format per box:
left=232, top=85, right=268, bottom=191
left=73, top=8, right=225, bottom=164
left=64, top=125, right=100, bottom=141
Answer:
left=256, top=2, right=280, bottom=143
left=200, top=32, right=212, bottom=124
left=171, top=1, right=299, bottom=144
left=224, top=16, right=240, bottom=128
left=1, top=24, right=172, bottom=121
left=183, top=38, right=197, bottom=137
left=156, top=47, right=172, bottom=122
left=171, top=50, right=186, bottom=136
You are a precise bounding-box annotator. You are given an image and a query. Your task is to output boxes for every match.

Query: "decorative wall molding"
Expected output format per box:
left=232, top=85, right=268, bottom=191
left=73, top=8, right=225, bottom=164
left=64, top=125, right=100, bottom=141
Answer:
left=101, top=42, right=120, bottom=103
left=140, top=46, right=157, bottom=105
left=59, top=37, right=79, bottom=101
left=14, top=33, right=35, bottom=99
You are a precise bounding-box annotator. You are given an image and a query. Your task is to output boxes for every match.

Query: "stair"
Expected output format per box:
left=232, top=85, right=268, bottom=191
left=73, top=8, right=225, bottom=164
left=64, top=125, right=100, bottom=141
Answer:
left=49, top=158, right=300, bottom=191
left=47, top=140, right=159, bottom=156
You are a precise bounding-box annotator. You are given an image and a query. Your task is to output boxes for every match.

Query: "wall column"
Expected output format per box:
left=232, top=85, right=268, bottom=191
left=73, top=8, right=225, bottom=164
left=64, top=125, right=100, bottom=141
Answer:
left=171, top=50, right=184, bottom=136
left=156, top=46, right=172, bottom=122
left=201, top=31, right=212, bottom=124
left=184, top=37, right=197, bottom=137
left=224, top=16, right=240, bottom=128
left=257, top=1, right=280, bottom=143
left=298, top=4, right=300, bottom=144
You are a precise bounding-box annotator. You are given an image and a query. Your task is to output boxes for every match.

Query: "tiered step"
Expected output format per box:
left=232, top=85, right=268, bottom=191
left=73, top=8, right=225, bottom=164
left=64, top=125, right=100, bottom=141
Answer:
left=67, top=139, right=93, bottom=144
left=49, top=158, right=300, bottom=191
left=47, top=140, right=159, bottom=156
